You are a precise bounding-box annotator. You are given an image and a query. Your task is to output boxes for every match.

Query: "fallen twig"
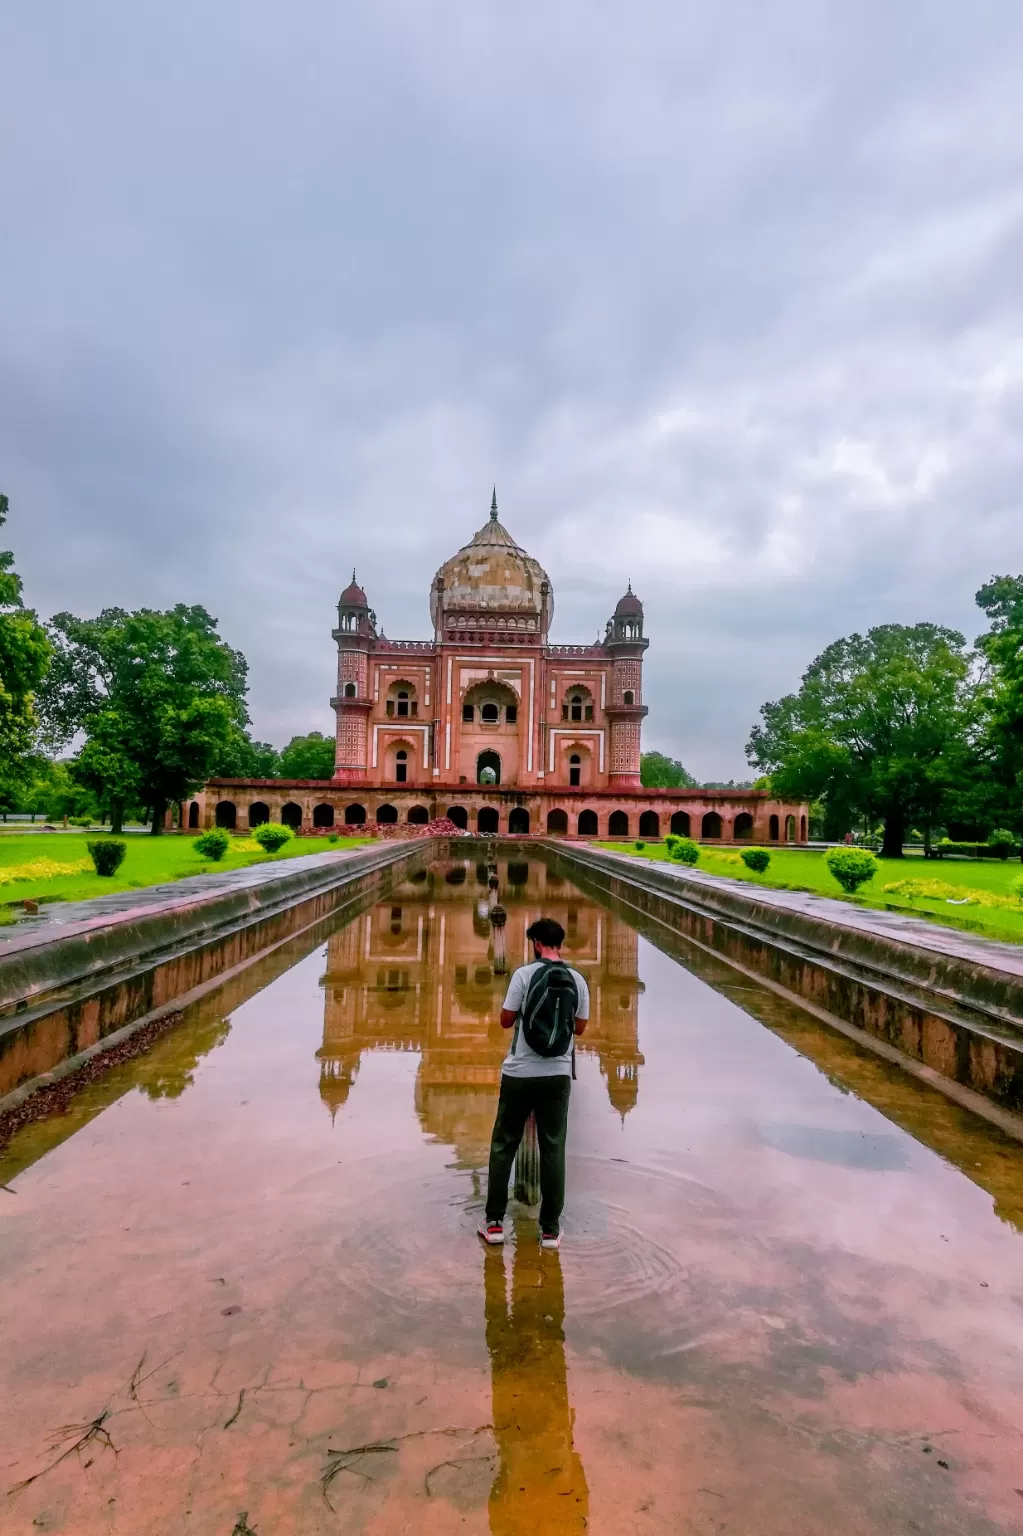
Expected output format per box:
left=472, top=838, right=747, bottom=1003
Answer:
left=224, top=1389, right=246, bottom=1430
left=8, top=1410, right=118, bottom=1495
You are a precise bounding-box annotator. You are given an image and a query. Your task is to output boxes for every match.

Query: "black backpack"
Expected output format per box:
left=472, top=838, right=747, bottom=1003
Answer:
left=518, top=961, right=578, bottom=1059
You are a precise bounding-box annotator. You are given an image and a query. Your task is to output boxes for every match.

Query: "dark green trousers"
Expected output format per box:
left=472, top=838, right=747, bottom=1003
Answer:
left=485, top=1073, right=572, bottom=1232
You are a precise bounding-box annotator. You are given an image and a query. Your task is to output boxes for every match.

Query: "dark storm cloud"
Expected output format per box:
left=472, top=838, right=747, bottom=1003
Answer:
left=3, top=0, right=1022, bottom=776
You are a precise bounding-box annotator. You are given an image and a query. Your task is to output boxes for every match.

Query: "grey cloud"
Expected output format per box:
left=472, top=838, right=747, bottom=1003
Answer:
left=2, top=0, right=1022, bottom=777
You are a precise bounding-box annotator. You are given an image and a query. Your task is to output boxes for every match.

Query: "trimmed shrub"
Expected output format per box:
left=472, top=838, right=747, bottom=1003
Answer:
left=988, top=828, right=1016, bottom=860
left=741, top=848, right=771, bottom=873
left=825, top=846, right=878, bottom=894
left=194, top=829, right=230, bottom=861
left=667, top=836, right=700, bottom=866
left=634, top=840, right=646, bottom=851
left=68, top=814, right=93, bottom=827
left=252, top=822, right=293, bottom=853
left=87, top=838, right=127, bottom=877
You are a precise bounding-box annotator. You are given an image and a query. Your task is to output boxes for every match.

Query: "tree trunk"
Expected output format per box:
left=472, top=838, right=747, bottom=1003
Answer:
left=110, top=800, right=124, bottom=836
left=881, top=810, right=905, bottom=859
left=150, top=798, right=166, bottom=835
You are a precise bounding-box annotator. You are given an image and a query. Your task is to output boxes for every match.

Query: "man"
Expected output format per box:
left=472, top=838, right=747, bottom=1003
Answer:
left=478, top=917, right=589, bottom=1251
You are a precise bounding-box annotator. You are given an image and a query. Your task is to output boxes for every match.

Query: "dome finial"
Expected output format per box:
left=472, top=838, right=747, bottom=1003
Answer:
left=490, top=487, right=498, bottom=522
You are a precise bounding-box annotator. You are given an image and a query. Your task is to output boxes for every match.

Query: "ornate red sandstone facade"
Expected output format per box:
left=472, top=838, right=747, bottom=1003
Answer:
left=192, top=493, right=808, bottom=842
left=329, top=492, right=648, bottom=792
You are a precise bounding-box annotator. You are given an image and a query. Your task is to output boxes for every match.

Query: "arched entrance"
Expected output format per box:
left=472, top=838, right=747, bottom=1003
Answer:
left=215, top=801, right=236, bottom=829
left=313, top=803, right=334, bottom=828
left=608, top=810, right=629, bottom=837
left=701, top=811, right=722, bottom=838
left=508, top=807, right=530, bottom=834
left=769, top=814, right=779, bottom=840
left=478, top=806, right=499, bottom=834
left=785, top=814, right=796, bottom=842
left=188, top=801, right=200, bottom=828
left=639, top=810, right=660, bottom=837
left=477, top=750, right=501, bottom=786
left=447, top=805, right=468, bottom=830
left=408, top=805, right=429, bottom=825
left=800, top=814, right=807, bottom=841
left=733, top=812, right=753, bottom=838
left=344, top=803, right=366, bottom=826
left=670, top=810, right=690, bottom=836
left=281, top=802, right=302, bottom=829
left=577, top=809, right=598, bottom=836
left=547, top=808, right=569, bottom=835
left=248, top=801, right=270, bottom=828
left=376, top=804, right=398, bottom=824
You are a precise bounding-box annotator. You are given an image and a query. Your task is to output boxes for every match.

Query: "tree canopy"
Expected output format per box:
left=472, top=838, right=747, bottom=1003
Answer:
left=279, top=731, right=336, bottom=780
left=974, top=574, right=1023, bottom=828
left=640, top=751, right=696, bottom=788
left=37, top=605, right=250, bottom=833
left=0, top=494, right=51, bottom=803
left=746, top=623, right=977, bottom=856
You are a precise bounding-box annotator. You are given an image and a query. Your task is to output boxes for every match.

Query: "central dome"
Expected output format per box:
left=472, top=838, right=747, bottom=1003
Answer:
left=430, top=493, right=553, bottom=631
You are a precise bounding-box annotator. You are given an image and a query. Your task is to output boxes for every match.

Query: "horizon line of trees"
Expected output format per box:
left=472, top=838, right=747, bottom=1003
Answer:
left=3, top=492, right=1022, bottom=854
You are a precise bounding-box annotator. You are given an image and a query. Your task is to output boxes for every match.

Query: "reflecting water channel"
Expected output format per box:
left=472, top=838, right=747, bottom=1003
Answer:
left=1, top=857, right=1022, bottom=1535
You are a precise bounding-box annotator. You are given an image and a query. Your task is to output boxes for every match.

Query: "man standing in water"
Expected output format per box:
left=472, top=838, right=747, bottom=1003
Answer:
left=478, top=918, right=589, bottom=1250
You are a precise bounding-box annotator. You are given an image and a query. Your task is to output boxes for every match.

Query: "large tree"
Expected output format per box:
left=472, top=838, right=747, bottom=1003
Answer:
left=213, top=729, right=281, bottom=779
left=37, top=605, right=249, bottom=834
left=974, top=574, right=1023, bottom=832
left=640, top=751, right=697, bottom=788
left=746, top=623, right=977, bottom=857
left=0, top=494, right=51, bottom=802
left=279, top=731, right=336, bottom=780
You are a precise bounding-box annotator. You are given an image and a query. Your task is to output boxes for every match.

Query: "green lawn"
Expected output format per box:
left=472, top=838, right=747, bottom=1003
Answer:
left=602, top=842, right=1023, bottom=944
left=0, top=832, right=372, bottom=913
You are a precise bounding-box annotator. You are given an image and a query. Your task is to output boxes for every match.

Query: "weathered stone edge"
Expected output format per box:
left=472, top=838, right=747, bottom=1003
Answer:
left=545, top=842, right=1023, bottom=1121
left=579, top=847, right=1023, bottom=1038
left=0, top=843, right=416, bottom=1025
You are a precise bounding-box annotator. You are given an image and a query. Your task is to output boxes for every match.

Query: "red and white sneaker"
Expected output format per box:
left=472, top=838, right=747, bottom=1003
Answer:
left=477, top=1219, right=504, bottom=1245
left=540, top=1230, right=561, bottom=1251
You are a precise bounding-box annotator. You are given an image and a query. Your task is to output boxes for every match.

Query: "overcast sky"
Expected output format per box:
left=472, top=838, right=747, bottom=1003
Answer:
left=3, top=2, right=1022, bottom=779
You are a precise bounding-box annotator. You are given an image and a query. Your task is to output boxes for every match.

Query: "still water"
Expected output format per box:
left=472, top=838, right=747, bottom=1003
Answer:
left=1, top=858, right=1022, bottom=1535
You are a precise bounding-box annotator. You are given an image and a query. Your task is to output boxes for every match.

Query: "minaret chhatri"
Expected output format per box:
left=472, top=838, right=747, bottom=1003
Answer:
left=331, top=571, right=376, bottom=783
left=605, top=581, right=649, bottom=787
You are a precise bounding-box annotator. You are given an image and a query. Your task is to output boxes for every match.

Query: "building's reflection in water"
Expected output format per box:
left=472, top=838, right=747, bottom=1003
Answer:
left=317, top=859, right=645, bottom=1163
left=484, top=1228, right=589, bottom=1532
left=316, top=860, right=618, bottom=1527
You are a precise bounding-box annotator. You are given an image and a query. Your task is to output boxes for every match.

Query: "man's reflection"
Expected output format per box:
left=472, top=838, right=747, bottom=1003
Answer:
left=483, top=1227, right=589, bottom=1533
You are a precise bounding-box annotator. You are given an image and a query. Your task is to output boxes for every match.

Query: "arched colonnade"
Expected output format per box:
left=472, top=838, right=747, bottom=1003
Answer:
left=202, top=798, right=805, bottom=841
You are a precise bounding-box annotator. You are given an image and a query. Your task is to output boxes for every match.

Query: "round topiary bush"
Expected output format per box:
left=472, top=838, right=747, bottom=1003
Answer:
left=988, top=828, right=1016, bottom=860
left=634, top=840, right=646, bottom=851
left=194, top=829, right=230, bottom=861
left=252, top=822, right=293, bottom=853
left=87, top=838, right=127, bottom=877
left=825, top=846, right=878, bottom=894
left=667, top=836, right=700, bottom=866
left=741, top=847, right=771, bottom=873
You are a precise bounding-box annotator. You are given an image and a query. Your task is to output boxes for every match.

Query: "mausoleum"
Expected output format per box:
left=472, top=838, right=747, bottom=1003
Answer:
left=193, top=494, right=807, bottom=841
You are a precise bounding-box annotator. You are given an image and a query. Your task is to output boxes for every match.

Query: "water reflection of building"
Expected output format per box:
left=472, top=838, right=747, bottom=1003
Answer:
left=317, top=859, right=645, bottom=1161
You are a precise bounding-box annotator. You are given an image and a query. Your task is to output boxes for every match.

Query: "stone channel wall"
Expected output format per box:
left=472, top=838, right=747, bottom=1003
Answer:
left=0, top=842, right=430, bottom=1102
left=542, top=842, right=1023, bottom=1122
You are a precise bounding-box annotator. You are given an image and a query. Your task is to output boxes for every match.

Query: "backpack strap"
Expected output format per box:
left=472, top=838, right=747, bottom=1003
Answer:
left=512, top=960, right=553, bottom=1058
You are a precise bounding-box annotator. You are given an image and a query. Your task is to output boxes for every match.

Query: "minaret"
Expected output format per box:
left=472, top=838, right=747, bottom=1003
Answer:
left=605, top=583, right=649, bottom=788
left=331, top=572, right=376, bottom=782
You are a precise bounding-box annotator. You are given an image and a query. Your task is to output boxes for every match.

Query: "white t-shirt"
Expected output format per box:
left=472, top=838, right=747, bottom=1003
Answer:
left=501, top=961, right=590, bottom=1079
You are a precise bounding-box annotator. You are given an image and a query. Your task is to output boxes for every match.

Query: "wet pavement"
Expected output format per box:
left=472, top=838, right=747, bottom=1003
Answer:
left=1, top=858, right=1022, bottom=1534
